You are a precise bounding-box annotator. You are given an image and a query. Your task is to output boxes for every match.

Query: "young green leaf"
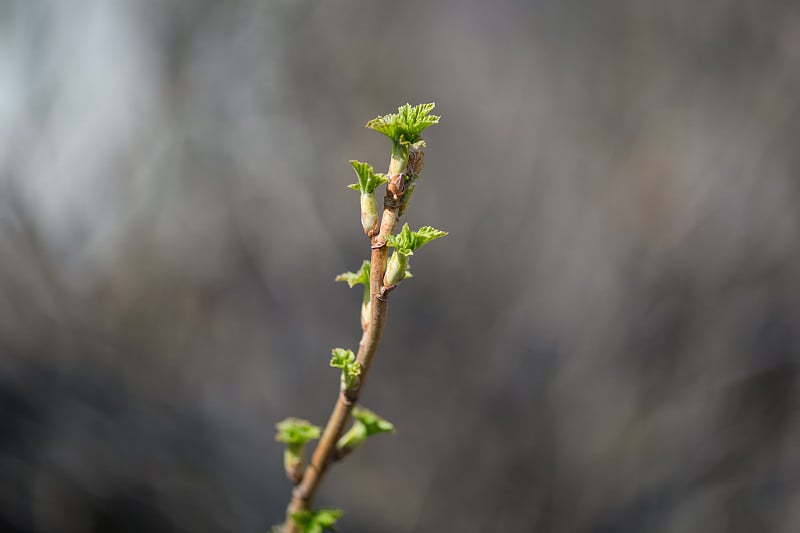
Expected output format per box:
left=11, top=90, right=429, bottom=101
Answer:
left=275, top=418, right=322, bottom=446
left=330, top=347, right=356, bottom=367
left=336, top=406, right=395, bottom=457
left=412, top=225, right=448, bottom=247
left=335, top=261, right=372, bottom=329
left=352, top=406, right=395, bottom=436
left=386, top=223, right=448, bottom=256
left=290, top=508, right=343, bottom=533
left=384, top=225, right=446, bottom=287
left=366, top=103, right=440, bottom=146
left=275, top=418, right=321, bottom=484
left=334, top=260, right=370, bottom=288
left=347, top=160, right=387, bottom=194
left=330, top=348, right=361, bottom=390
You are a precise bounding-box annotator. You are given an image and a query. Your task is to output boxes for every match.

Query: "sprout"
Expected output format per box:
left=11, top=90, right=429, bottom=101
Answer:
left=336, top=406, right=395, bottom=457
left=275, top=418, right=321, bottom=484
left=384, top=224, right=447, bottom=287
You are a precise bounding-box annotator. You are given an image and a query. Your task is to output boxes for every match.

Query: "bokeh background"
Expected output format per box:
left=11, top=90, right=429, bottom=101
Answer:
left=1, top=1, right=799, bottom=532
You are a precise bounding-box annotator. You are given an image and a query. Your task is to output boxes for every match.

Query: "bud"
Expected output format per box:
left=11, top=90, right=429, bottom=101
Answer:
left=384, top=251, right=408, bottom=288
left=283, top=447, right=304, bottom=484
left=336, top=422, right=367, bottom=456
left=336, top=406, right=395, bottom=459
left=360, top=300, right=370, bottom=330
left=275, top=417, right=320, bottom=485
left=360, top=192, right=378, bottom=236
left=406, top=144, right=425, bottom=177
left=387, top=173, right=405, bottom=202
left=399, top=144, right=424, bottom=217
left=398, top=181, right=416, bottom=217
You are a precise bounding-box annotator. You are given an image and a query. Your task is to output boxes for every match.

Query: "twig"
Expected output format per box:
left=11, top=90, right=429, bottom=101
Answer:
left=283, top=156, right=404, bottom=531
left=278, top=104, right=442, bottom=533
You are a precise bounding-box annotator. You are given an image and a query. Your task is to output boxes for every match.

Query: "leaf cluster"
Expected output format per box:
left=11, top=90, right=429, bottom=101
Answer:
left=330, top=348, right=361, bottom=390
left=351, top=406, right=395, bottom=436
left=386, top=224, right=448, bottom=257
left=334, top=261, right=370, bottom=288
left=290, top=508, right=343, bottom=533
left=337, top=406, right=395, bottom=455
left=275, top=418, right=321, bottom=447
left=366, top=103, right=440, bottom=146
left=347, top=160, right=387, bottom=194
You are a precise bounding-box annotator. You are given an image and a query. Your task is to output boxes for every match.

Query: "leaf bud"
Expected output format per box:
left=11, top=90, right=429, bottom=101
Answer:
left=384, top=251, right=408, bottom=288
left=360, top=192, right=378, bottom=236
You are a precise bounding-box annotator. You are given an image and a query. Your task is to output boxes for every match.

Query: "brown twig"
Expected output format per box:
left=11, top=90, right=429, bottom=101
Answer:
left=283, top=153, right=407, bottom=532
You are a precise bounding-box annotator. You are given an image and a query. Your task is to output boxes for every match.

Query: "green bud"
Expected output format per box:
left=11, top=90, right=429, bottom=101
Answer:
left=275, top=418, right=322, bottom=446
left=330, top=348, right=361, bottom=391
left=360, top=192, right=378, bottom=236
left=290, top=508, right=343, bottom=533
left=337, top=406, right=395, bottom=457
left=384, top=251, right=409, bottom=288
left=283, top=447, right=303, bottom=484
left=275, top=418, right=321, bottom=485
left=336, top=417, right=367, bottom=453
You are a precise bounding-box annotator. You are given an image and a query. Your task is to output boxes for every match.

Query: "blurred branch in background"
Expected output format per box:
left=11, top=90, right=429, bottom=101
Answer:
left=1, top=1, right=799, bottom=532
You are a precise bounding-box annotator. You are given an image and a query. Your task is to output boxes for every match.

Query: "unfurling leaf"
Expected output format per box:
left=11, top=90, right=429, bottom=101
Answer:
left=336, top=406, right=395, bottom=457
left=330, top=348, right=361, bottom=390
left=275, top=418, right=321, bottom=446
left=352, top=406, right=395, bottom=435
left=335, top=261, right=370, bottom=288
left=366, top=103, right=440, bottom=146
left=348, top=160, right=387, bottom=194
left=275, top=418, right=321, bottom=485
left=290, top=508, right=343, bottom=533
left=385, top=224, right=447, bottom=286
left=336, top=261, right=371, bottom=328
left=386, top=223, right=447, bottom=256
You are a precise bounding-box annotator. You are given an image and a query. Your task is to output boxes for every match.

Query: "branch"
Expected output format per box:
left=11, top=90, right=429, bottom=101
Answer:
left=283, top=152, right=405, bottom=532
left=278, top=103, right=441, bottom=532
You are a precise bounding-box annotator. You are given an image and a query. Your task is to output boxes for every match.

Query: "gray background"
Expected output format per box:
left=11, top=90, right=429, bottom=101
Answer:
left=1, top=1, right=799, bottom=532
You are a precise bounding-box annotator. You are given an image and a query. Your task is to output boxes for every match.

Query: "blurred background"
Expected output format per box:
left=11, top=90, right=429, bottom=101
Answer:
left=1, top=1, right=799, bottom=531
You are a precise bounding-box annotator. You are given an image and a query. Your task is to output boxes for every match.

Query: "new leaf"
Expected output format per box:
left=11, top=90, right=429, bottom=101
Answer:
left=336, top=406, right=395, bottom=456
left=275, top=418, right=322, bottom=447
left=386, top=224, right=448, bottom=257
left=290, top=508, right=343, bottom=533
left=334, top=261, right=370, bottom=288
left=347, top=160, right=387, bottom=194
left=366, top=102, right=440, bottom=146
left=330, top=348, right=361, bottom=390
